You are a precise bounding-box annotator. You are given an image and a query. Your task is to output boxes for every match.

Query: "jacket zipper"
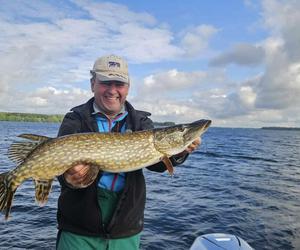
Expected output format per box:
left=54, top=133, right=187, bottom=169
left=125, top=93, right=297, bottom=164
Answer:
left=97, top=115, right=127, bottom=236
left=111, top=173, right=119, bottom=191
left=106, top=174, right=129, bottom=232
left=96, top=175, right=110, bottom=239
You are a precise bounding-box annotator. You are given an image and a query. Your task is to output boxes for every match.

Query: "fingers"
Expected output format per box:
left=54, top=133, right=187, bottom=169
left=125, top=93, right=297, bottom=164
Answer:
left=64, top=164, right=91, bottom=186
left=185, top=138, right=201, bottom=153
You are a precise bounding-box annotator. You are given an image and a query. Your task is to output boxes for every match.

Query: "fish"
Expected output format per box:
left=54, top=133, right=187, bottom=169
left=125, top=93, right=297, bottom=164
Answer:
left=0, top=119, right=211, bottom=220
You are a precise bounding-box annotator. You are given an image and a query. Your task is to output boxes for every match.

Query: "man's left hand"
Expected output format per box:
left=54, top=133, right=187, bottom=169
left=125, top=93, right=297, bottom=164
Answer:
left=184, top=138, right=201, bottom=154
left=173, top=138, right=201, bottom=158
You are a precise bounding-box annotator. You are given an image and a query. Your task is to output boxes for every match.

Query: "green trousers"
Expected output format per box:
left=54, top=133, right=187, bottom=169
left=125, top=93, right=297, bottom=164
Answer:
left=57, top=188, right=141, bottom=250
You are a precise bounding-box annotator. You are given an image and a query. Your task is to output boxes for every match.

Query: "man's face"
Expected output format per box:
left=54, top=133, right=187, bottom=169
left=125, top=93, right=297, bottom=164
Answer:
left=91, top=78, right=129, bottom=116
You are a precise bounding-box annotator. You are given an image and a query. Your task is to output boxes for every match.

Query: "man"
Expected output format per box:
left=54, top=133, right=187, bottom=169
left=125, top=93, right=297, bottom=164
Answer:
left=56, top=55, right=200, bottom=249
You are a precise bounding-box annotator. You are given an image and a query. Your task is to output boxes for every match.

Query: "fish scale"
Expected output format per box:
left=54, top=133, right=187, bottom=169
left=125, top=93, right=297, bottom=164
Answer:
left=0, top=119, right=211, bottom=220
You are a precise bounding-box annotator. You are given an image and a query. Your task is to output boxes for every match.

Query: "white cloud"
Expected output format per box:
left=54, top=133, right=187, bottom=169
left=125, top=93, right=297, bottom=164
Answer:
left=0, top=0, right=299, bottom=127
left=252, top=0, right=300, bottom=110
left=262, top=0, right=300, bottom=61
left=0, top=1, right=212, bottom=95
left=75, top=0, right=157, bottom=27
left=192, top=0, right=300, bottom=126
left=131, top=69, right=232, bottom=123
left=132, top=98, right=208, bottom=123
left=0, top=1, right=189, bottom=116
left=140, top=0, right=300, bottom=127
left=117, top=23, right=183, bottom=63
left=180, top=25, right=219, bottom=58
left=0, top=0, right=70, bottom=22
left=0, top=86, right=91, bottom=114
left=139, top=69, right=207, bottom=96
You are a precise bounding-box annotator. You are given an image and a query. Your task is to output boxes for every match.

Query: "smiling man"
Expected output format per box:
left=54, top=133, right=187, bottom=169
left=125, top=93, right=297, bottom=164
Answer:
left=56, top=55, right=201, bottom=250
left=91, top=56, right=130, bottom=118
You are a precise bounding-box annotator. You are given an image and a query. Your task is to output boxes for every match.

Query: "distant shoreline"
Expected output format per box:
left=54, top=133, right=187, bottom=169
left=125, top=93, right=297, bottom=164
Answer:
left=0, top=112, right=64, bottom=123
left=261, top=127, right=300, bottom=131
left=2, top=112, right=298, bottom=130
left=0, top=112, right=175, bottom=126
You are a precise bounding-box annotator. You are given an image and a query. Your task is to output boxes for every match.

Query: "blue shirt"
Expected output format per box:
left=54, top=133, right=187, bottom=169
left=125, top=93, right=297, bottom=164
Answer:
left=95, top=111, right=128, bottom=192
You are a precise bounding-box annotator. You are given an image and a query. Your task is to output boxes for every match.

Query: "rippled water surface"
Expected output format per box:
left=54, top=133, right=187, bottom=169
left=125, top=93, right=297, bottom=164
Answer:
left=0, top=121, right=299, bottom=250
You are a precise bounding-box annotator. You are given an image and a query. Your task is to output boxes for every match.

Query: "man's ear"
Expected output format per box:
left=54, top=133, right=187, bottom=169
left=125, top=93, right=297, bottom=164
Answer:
left=91, top=79, right=95, bottom=92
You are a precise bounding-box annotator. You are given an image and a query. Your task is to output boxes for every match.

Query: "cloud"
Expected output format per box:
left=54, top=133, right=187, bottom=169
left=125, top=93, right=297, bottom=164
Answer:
left=213, top=86, right=257, bottom=118
left=0, top=86, right=92, bottom=114
left=0, top=1, right=188, bottom=116
left=196, top=0, right=300, bottom=126
left=77, top=0, right=157, bottom=27
left=0, top=0, right=71, bottom=22
left=131, top=68, right=233, bottom=123
left=0, top=1, right=213, bottom=96
left=0, top=0, right=299, bottom=127
left=210, top=43, right=265, bottom=66
left=180, top=25, right=219, bottom=58
left=261, top=0, right=300, bottom=61
left=132, top=98, right=208, bottom=123
left=117, top=23, right=183, bottom=63
left=138, top=69, right=207, bottom=96
left=252, top=0, right=300, bottom=110
left=185, top=76, right=257, bottom=119
left=136, top=0, right=300, bottom=127
left=0, top=4, right=220, bottom=118
left=255, top=59, right=300, bottom=109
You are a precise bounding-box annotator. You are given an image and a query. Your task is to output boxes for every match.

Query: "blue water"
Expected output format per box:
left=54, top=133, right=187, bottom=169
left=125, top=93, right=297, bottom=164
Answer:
left=0, top=121, right=299, bottom=250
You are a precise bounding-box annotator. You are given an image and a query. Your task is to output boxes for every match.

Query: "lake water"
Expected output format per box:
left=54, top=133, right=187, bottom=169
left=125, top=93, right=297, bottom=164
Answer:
left=0, top=121, right=299, bottom=250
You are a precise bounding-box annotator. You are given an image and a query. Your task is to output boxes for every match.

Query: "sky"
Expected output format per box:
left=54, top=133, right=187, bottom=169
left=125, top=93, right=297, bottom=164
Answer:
left=0, top=0, right=299, bottom=128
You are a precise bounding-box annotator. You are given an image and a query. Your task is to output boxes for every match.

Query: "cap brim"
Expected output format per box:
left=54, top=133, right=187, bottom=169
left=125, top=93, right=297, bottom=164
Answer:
left=94, top=72, right=129, bottom=84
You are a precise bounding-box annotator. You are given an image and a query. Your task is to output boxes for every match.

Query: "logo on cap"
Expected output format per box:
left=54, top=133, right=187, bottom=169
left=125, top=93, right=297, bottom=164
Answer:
left=108, top=61, right=121, bottom=69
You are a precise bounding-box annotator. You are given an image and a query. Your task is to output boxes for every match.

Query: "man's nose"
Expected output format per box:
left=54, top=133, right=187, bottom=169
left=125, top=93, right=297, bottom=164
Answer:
left=106, top=84, right=118, bottom=91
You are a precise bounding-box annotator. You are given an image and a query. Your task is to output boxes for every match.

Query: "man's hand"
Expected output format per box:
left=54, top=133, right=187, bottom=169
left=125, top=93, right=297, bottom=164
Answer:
left=63, top=164, right=91, bottom=187
left=185, top=138, right=201, bottom=154
left=173, top=138, right=201, bottom=158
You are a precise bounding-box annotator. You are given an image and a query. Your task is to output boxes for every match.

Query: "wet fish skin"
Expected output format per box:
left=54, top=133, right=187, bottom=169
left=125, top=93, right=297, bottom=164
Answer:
left=0, top=119, right=211, bottom=220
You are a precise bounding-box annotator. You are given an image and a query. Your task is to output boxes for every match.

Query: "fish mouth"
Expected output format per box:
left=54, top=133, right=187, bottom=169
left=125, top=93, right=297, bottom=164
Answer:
left=184, top=119, right=211, bottom=131
left=183, top=119, right=212, bottom=140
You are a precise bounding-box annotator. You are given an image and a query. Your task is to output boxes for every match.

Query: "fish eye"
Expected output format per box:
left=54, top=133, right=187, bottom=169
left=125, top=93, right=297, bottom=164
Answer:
left=179, top=127, right=185, bottom=132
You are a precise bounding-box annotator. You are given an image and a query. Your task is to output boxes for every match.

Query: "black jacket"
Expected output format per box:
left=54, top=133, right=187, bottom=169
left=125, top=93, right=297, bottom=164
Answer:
left=57, top=98, right=187, bottom=238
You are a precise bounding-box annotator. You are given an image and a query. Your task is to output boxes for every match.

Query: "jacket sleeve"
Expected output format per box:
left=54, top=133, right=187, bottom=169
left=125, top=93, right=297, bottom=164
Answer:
left=140, top=116, right=189, bottom=173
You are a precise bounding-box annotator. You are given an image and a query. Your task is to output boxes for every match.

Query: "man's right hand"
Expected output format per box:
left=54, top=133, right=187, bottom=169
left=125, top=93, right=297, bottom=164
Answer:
left=63, top=164, right=91, bottom=187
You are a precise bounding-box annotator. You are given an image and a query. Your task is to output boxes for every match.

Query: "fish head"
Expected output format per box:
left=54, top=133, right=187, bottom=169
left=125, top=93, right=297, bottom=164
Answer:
left=153, top=119, right=211, bottom=156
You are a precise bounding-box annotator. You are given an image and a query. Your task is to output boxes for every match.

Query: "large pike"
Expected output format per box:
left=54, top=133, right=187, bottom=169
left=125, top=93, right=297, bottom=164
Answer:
left=0, top=119, right=211, bottom=219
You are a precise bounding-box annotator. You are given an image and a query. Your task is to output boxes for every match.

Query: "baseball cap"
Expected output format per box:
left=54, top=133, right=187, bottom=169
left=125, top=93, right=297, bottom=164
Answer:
left=90, top=55, right=129, bottom=84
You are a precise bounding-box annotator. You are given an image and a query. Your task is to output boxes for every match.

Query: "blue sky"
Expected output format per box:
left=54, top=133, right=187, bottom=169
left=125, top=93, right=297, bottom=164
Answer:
left=0, top=0, right=299, bottom=127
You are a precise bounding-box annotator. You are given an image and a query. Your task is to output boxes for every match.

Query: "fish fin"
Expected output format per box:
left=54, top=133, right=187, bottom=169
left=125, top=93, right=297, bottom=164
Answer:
left=8, top=134, right=52, bottom=165
left=8, top=141, right=40, bottom=164
left=161, top=156, right=174, bottom=176
left=17, top=134, right=51, bottom=142
left=0, top=172, right=17, bottom=220
left=71, top=165, right=99, bottom=189
left=34, top=179, right=53, bottom=206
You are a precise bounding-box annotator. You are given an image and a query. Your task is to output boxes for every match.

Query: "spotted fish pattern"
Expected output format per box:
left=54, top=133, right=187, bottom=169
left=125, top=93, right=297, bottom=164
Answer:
left=0, top=119, right=211, bottom=220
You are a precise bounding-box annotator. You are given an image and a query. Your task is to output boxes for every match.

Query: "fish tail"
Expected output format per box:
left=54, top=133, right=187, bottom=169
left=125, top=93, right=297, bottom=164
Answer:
left=0, top=172, right=17, bottom=220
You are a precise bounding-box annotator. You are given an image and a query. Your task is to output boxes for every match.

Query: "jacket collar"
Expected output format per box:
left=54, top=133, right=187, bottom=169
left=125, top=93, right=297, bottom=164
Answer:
left=71, top=97, right=151, bottom=133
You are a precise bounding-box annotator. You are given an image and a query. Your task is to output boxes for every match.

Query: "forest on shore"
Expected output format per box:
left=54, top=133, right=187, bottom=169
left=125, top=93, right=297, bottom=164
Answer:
left=0, top=112, right=63, bottom=123
left=0, top=112, right=175, bottom=126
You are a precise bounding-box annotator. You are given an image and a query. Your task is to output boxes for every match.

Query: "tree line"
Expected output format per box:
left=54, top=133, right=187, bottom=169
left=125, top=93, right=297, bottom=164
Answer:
left=0, top=112, right=64, bottom=123
left=0, top=112, right=175, bottom=126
